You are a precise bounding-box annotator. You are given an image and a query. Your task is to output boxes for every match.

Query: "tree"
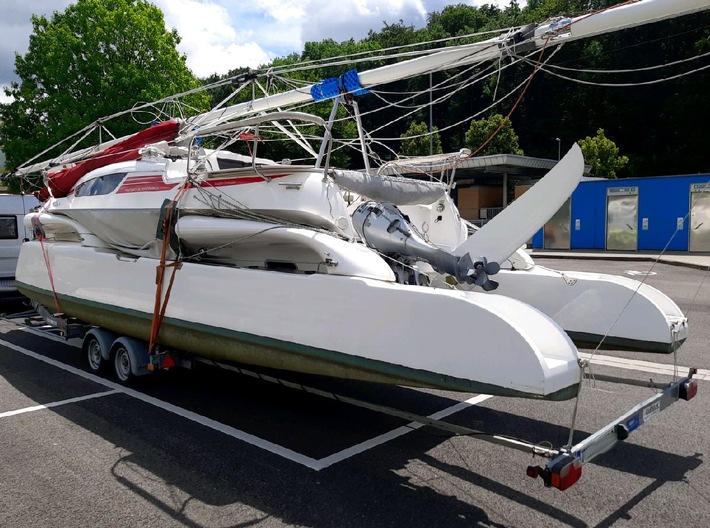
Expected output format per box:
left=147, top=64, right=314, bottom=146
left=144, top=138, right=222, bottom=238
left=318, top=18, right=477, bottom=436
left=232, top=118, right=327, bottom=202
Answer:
left=464, top=114, right=523, bottom=156
left=426, top=5, right=492, bottom=37
left=578, top=128, right=629, bottom=179
left=0, top=0, right=207, bottom=174
left=399, top=121, right=443, bottom=157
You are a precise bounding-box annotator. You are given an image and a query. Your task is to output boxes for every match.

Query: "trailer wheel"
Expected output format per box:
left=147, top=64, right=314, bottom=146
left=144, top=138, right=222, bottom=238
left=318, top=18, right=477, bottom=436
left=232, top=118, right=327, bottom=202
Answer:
left=112, top=343, right=134, bottom=385
left=85, top=335, right=105, bottom=373
left=82, top=328, right=115, bottom=375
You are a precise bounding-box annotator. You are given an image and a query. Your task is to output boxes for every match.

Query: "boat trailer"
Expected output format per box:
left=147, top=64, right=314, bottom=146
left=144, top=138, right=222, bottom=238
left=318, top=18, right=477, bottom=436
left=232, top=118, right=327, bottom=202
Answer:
left=192, top=357, right=697, bottom=491
left=17, top=304, right=699, bottom=491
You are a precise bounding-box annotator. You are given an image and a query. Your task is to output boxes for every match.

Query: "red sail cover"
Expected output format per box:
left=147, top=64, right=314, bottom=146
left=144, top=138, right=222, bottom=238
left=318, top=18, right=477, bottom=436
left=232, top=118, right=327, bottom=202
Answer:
left=37, top=120, right=180, bottom=201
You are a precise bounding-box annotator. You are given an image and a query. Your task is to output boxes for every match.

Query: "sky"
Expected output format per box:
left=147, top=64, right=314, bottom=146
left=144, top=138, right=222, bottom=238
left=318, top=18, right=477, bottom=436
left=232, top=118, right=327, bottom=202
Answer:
left=0, top=0, right=523, bottom=103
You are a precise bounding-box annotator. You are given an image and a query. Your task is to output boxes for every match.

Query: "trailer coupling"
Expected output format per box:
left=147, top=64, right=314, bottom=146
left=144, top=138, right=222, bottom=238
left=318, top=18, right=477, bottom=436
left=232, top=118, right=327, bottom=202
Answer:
left=526, top=368, right=698, bottom=491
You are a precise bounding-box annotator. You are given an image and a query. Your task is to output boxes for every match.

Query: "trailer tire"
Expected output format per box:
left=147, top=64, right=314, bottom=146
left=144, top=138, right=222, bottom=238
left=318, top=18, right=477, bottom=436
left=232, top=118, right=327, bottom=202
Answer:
left=110, top=337, right=151, bottom=386
left=82, top=328, right=115, bottom=374
left=112, top=343, right=134, bottom=385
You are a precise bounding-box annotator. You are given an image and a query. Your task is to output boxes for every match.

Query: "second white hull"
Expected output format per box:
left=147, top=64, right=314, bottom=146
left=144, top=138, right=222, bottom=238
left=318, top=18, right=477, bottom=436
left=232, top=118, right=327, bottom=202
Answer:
left=492, top=266, right=687, bottom=353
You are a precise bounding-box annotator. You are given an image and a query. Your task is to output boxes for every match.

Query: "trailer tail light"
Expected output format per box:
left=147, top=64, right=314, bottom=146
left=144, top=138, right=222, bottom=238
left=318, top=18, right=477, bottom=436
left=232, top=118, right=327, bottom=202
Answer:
left=680, top=379, right=697, bottom=401
left=549, top=456, right=582, bottom=490
left=527, top=454, right=583, bottom=491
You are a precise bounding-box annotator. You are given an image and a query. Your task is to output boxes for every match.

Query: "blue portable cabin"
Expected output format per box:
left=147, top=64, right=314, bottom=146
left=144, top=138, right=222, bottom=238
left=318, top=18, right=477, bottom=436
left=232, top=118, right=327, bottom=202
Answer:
left=532, top=174, right=710, bottom=251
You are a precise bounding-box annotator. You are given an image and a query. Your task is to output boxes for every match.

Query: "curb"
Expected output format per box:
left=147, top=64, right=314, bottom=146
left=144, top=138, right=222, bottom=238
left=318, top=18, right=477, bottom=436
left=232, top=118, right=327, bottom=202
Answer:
left=528, top=252, right=710, bottom=271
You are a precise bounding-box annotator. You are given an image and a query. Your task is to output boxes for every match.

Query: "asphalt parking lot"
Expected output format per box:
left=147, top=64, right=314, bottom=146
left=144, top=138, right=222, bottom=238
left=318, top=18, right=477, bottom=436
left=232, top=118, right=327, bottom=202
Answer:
left=1, top=258, right=709, bottom=528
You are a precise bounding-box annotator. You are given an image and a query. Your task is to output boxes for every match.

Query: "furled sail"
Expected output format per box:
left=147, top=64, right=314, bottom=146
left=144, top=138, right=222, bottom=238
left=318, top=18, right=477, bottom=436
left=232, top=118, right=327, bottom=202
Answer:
left=37, top=120, right=179, bottom=200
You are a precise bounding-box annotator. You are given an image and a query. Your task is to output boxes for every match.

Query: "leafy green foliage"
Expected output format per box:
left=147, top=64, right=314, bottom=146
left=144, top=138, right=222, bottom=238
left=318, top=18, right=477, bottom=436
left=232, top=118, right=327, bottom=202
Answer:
left=3, top=0, right=708, bottom=181
left=399, top=121, right=442, bottom=156
left=427, top=4, right=500, bottom=36
left=224, top=1, right=707, bottom=175
left=464, top=114, right=523, bottom=156
left=0, top=0, right=208, bottom=172
left=578, top=128, right=628, bottom=179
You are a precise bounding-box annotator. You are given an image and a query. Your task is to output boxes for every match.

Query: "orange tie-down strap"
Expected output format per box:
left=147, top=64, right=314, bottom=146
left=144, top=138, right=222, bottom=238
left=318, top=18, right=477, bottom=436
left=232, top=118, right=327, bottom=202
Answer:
left=148, top=179, right=190, bottom=356
left=33, top=213, right=62, bottom=315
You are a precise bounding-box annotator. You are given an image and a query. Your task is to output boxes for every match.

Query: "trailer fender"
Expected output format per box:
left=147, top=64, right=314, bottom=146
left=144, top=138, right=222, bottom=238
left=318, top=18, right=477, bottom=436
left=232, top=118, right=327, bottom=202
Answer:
left=110, top=336, right=151, bottom=378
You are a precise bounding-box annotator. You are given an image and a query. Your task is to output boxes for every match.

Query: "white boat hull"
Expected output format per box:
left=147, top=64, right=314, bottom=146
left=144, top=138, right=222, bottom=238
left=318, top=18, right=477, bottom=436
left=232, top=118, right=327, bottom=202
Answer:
left=16, top=241, right=582, bottom=400
left=492, top=266, right=688, bottom=353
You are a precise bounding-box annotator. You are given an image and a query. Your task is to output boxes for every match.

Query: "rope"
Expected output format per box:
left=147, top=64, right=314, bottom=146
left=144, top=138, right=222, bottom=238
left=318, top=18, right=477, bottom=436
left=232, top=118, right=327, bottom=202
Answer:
left=537, top=49, right=710, bottom=75
left=565, top=371, right=584, bottom=449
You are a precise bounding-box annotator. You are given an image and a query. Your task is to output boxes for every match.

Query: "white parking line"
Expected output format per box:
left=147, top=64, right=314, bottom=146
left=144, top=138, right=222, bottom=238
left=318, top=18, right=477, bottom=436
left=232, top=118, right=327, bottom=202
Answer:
left=2, top=327, right=705, bottom=472
left=0, top=390, right=119, bottom=418
left=315, top=394, right=492, bottom=469
left=0, top=337, right=324, bottom=469
left=0, top=336, right=492, bottom=471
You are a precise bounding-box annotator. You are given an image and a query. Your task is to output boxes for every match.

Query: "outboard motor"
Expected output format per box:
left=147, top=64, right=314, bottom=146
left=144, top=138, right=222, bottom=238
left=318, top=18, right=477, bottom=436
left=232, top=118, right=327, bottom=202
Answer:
left=352, top=201, right=500, bottom=290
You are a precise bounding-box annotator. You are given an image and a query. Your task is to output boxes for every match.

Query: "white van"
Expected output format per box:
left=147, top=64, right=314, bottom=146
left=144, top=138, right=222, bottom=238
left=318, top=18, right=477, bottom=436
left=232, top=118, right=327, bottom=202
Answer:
left=0, top=194, right=41, bottom=295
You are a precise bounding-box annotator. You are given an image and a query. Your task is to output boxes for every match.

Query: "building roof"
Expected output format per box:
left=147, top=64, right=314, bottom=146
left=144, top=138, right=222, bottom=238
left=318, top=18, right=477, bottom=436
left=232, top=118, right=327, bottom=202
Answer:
left=379, top=151, right=591, bottom=185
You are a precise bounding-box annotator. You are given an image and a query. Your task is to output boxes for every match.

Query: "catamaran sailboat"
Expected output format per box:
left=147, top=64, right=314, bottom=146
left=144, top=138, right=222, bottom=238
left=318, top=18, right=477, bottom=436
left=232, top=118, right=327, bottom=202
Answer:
left=13, top=0, right=703, bottom=400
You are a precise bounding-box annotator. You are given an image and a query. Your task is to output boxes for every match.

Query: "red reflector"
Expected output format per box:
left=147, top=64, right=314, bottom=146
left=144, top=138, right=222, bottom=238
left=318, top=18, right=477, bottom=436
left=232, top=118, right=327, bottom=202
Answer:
left=549, top=456, right=583, bottom=491
left=680, top=380, right=697, bottom=401
left=526, top=466, right=541, bottom=479
left=162, top=353, right=176, bottom=369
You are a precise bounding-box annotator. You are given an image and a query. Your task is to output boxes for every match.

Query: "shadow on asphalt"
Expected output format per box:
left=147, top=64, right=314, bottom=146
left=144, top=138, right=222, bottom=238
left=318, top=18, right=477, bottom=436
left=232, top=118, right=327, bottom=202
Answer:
left=0, top=315, right=703, bottom=528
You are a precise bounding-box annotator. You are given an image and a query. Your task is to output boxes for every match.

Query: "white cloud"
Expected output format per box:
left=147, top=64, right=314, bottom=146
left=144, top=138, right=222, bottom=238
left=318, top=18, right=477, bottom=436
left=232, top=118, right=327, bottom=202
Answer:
left=300, top=0, right=429, bottom=43
left=255, top=0, right=306, bottom=24
left=154, top=0, right=270, bottom=76
left=0, top=89, right=14, bottom=105
left=0, top=0, right=74, bottom=86
left=154, top=0, right=522, bottom=77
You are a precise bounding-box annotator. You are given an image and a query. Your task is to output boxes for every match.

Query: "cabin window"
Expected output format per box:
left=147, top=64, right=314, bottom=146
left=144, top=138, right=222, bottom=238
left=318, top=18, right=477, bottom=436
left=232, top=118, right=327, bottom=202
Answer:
left=216, top=157, right=252, bottom=170
left=0, top=216, right=18, bottom=240
left=75, top=172, right=127, bottom=197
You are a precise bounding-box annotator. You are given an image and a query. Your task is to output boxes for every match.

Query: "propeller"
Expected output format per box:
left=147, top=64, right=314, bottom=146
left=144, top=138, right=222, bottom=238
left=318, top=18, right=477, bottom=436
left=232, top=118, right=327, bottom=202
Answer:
left=459, top=255, right=500, bottom=291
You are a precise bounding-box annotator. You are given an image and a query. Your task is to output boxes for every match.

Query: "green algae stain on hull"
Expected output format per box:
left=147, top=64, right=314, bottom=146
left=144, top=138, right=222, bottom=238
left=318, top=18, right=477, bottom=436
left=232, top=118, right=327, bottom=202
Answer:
left=16, top=282, right=578, bottom=401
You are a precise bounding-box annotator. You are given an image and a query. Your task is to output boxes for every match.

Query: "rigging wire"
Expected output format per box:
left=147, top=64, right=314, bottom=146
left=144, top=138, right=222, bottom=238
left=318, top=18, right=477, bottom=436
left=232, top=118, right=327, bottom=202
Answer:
left=537, top=49, right=710, bottom=74
left=530, top=60, right=710, bottom=87
left=319, top=48, right=542, bottom=165
left=367, top=55, right=532, bottom=144
left=261, top=26, right=522, bottom=78
left=371, top=43, right=564, bottom=179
